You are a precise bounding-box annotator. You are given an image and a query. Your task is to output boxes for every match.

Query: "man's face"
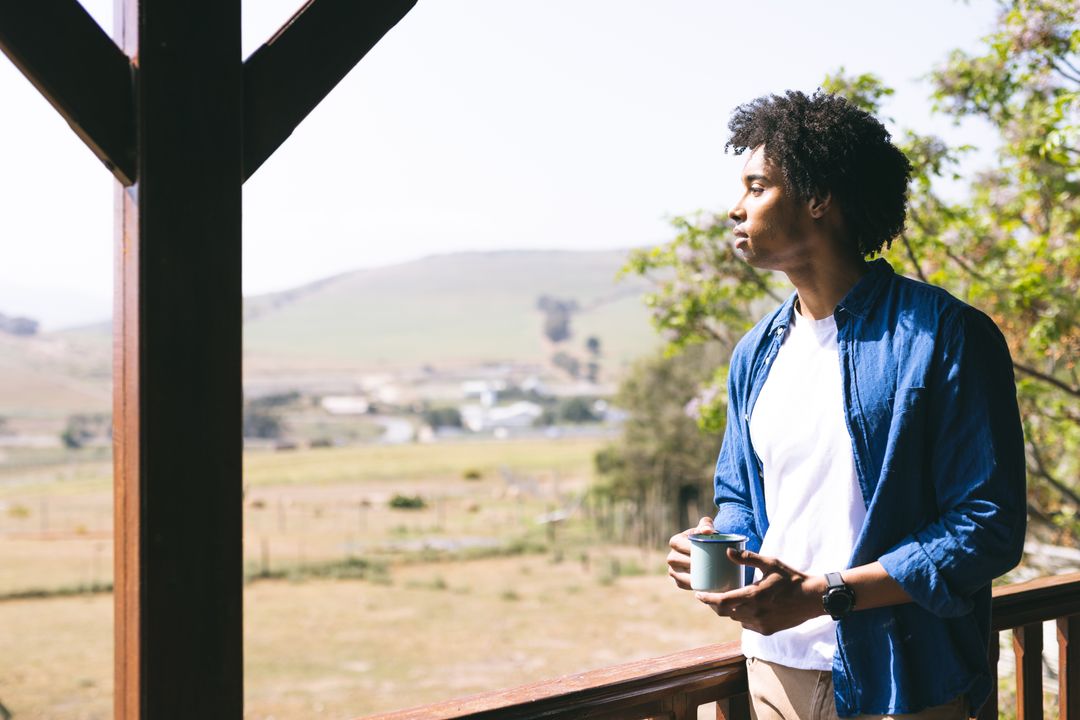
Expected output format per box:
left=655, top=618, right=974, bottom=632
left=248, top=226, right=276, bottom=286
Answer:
left=727, top=146, right=817, bottom=271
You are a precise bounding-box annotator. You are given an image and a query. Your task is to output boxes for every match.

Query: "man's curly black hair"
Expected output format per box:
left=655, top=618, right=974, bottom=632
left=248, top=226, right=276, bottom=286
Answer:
left=726, top=90, right=912, bottom=258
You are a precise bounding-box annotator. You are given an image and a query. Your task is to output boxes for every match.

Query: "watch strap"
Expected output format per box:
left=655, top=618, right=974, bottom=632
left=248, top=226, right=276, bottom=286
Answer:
left=825, top=571, right=845, bottom=589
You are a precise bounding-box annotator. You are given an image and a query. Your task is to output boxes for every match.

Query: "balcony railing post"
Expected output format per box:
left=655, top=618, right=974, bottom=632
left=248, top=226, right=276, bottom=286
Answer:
left=716, top=693, right=750, bottom=720
left=1015, top=623, right=1045, bottom=720
left=665, top=693, right=691, bottom=720
left=1059, top=615, right=1078, bottom=720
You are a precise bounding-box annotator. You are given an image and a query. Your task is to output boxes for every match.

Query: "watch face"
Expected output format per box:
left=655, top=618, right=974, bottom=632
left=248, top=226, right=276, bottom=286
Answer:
left=825, top=588, right=854, bottom=616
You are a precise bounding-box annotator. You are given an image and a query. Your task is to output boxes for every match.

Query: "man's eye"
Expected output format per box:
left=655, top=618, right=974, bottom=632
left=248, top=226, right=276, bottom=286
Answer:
left=750, top=186, right=764, bottom=195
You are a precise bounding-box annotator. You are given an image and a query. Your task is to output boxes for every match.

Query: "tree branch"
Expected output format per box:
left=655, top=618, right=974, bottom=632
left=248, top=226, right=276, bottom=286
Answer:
left=941, top=244, right=989, bottom=282
left=1027, top=501, right=1059, bottom=531
left=899, top=232, right=930, bottom=283
left=1059, top=55, right=1080, bottom=78
left=1050, top=59, right=1080, bottom=85
left=1014, top=361, right=1080, bottom=398
left=1042, top=407, right=1080, bottom=426
left=701, top=322, right=730, bottom=347
left=1029, top=443, right=1080, bottom=509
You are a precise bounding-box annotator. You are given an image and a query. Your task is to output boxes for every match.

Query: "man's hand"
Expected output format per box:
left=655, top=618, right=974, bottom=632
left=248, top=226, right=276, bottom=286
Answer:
left=693, top=549, right=827, bottom=635
left=667, top=516, right=715, bottom=590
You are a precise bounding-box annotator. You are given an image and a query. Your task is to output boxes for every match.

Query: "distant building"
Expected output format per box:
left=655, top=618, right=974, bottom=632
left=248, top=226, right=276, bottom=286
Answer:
left=461, top=379, right=506, bottom=407
left=461, top=401, right=543, bottom=433
left=320, top=395, right=370, bottom=415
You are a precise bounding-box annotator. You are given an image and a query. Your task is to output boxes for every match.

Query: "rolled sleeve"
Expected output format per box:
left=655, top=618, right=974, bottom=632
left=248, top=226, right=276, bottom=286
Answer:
left=879, top=307, right=1026, bottom=617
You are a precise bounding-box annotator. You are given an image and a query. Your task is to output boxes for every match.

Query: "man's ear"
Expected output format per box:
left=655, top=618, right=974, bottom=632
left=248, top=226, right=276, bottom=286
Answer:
left=807, top=193, right=832, bottom=219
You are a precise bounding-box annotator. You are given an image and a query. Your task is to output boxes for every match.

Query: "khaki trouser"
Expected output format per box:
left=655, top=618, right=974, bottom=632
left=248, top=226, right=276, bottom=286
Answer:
left=746, top=657, right=968, bottom=720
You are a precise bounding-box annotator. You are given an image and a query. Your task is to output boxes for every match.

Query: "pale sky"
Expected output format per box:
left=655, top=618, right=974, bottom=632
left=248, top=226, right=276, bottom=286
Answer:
left=0, top=1, right=1001, bottom=329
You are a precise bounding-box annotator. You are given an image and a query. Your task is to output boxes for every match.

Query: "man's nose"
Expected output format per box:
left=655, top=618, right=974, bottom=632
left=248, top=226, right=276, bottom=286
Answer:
left=728, top=204, right=745, bottom=223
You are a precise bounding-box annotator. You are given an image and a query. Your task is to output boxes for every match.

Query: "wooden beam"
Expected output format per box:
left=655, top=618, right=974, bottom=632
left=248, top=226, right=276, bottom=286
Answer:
left=242, top=0, right=417, bottom=181
left=0, top=0, right=135, bottom=184
left=993, top=572, right=1080, bottom=631
left=113, top=0, right=243, bottom=717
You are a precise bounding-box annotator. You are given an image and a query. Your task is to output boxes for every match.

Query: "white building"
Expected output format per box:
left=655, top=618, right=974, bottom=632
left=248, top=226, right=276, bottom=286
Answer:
left=461, top=401, right=543, bottom=433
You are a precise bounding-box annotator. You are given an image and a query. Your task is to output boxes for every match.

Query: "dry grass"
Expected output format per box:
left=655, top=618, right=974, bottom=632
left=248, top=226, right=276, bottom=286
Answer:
left=0, top=551, right=740, bottom=720
left=0, top=438, right=600, bottom=594
left=0, top=436, right=741, bottom=719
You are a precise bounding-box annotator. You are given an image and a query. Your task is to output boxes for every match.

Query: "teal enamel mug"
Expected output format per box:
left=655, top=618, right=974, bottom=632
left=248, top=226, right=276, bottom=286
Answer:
left=689, top=533, right=747, bottom=592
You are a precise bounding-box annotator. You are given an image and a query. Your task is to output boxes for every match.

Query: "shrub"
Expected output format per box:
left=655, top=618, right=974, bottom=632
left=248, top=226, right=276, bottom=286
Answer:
left=424, top=407, right=463, bottom=429
left=388, top=494, right=426, bottom=510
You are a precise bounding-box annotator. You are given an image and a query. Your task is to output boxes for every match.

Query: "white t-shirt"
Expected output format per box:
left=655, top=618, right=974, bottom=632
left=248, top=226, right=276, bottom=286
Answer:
left=740, top=305, right=867, bottom=671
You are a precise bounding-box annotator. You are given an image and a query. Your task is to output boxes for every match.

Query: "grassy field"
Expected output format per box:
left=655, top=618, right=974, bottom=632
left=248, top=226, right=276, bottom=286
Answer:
left=0, top=436, right=742, bottom=719
left=0, top=438, right=606, bottom=593
left=0, top=551, right=741, bottom=720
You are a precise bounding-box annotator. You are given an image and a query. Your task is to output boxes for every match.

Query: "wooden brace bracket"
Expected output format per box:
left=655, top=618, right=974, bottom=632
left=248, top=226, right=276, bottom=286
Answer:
left=0, top=0, right=136, bottom=184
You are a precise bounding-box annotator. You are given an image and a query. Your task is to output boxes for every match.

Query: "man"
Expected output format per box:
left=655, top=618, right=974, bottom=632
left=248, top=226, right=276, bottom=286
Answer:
left=666, top=90, right=1026, bottom=720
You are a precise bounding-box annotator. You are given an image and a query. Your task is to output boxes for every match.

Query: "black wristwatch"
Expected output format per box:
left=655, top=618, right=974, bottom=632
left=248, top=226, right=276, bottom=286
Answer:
left=822, top=572, right=856, bottom=620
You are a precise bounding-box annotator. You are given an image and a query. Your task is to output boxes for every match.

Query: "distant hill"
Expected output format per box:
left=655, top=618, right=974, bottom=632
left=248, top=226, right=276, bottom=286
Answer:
left=244, top=249, right=656, bottom=369
left=0, top=326, right=111, bottom=416
left=0, top=249, right=658, bottom=415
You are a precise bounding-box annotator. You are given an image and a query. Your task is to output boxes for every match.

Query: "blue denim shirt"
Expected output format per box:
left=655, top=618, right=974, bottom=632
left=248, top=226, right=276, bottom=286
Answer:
left=713, top=258, right=1026, bottom=716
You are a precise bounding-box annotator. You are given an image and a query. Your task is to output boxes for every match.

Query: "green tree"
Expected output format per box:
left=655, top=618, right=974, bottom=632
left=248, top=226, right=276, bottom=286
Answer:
left=60, top=413, right=110, bottom=449
left=623, top=0, right=1080, bottom=544
left=537, top=295, right=579, bottom=343
left=423, top=406, right=463, bottom=429
left=558, top=397, right=599, bottom=423
left=243, top=408, right=284, bottom=439
left=595, top=343, right=726, bottom=546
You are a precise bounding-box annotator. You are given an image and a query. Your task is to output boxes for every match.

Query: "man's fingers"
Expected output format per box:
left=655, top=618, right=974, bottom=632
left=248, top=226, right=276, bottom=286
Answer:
left=727, top=548, right=774, bottom=571
left=666, top=545, right=692, bottom=590
left=667, top=548, right=690, bottom=571
left=669, top=532, right=692, bottom=553
left=665, top=548, right=691, bottom=565
left=668, top=567, right=693, bottom=590
left=711, top=584, right=757, bottom=604
left=695, top=516, right=716, bottom=534
left=694, top=589, right=740, bottom=616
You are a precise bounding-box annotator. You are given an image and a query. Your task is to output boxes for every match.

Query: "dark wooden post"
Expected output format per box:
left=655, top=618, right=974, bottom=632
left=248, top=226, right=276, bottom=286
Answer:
left=2, top=1, right=414, bottom=717
left=716, top=694, right=751, bottom=720
left=1060, top=616, right=1079, bottom=720
left=113, top=1, right=243, bottom=718
left=1014, top=623, right=1044, bottom=720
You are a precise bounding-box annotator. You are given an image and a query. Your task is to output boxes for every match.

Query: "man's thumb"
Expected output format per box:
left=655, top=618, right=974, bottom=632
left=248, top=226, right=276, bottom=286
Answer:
left=696, top=516, right=716, bottom=534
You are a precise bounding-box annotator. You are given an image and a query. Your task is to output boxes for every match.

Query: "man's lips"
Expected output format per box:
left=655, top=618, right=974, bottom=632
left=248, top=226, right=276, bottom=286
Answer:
left=733, top=229, right=749, bottom=248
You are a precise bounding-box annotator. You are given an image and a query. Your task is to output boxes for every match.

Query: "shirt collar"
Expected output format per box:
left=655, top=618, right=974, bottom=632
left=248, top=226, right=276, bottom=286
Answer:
left=836, top=257, right=894, bottom=320
left=765, top=257, right=895, bottom=336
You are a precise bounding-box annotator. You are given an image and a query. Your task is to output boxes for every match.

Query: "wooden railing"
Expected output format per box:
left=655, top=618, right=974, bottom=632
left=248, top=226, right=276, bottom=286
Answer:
left=981, top=573, right=1080, bottom=720
left=365, top=572, right=1080, bottom=720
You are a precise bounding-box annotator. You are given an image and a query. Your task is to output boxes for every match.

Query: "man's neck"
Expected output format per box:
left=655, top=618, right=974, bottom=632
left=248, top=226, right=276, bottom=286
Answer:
left=787, top=256, right=868, bottom=320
